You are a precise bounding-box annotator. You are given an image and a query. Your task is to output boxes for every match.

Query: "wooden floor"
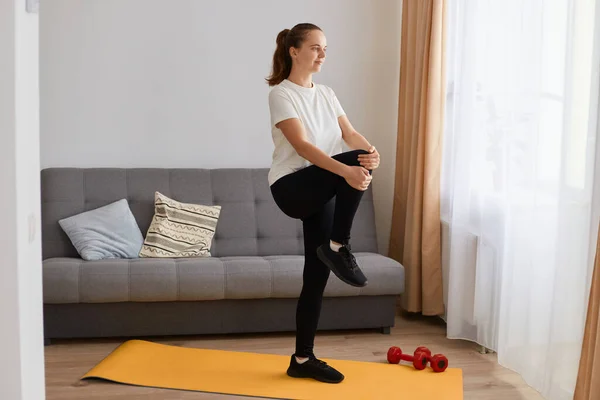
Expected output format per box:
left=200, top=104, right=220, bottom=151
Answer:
left=44, top=314, right=544, bottom=399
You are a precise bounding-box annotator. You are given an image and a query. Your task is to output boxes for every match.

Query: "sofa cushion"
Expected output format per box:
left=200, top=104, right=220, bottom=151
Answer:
left=42, top=253, right=405, bottom=304
left=139, top=191, right=221, bottom=258
left=58, top=199, right=144, bottom=261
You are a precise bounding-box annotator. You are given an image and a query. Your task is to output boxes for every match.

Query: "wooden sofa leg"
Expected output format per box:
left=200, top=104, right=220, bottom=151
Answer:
left=380, top=327, right=391, bottom=334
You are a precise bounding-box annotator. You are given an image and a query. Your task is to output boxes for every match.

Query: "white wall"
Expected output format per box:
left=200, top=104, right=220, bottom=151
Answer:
left=0, top=0, right=21, bottom=398
left=0, top=0, right=45, bottom=399
left=40, top=0, right=402, bottom=254
left=15, top=1, right=45, bottom=399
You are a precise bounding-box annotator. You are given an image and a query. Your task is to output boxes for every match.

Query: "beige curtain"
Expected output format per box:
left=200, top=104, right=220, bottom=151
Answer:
left=389, top=0, right=446, bottom=315
left=574, top=224, right=600, bottom=399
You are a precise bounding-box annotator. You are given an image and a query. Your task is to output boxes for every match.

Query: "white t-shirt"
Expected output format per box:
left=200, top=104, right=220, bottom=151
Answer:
left=267, top=79, right=346, bottom=186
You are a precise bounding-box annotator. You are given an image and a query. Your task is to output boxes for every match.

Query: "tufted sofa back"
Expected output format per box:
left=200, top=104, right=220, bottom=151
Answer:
left=41, top=168, right=379, bottom=259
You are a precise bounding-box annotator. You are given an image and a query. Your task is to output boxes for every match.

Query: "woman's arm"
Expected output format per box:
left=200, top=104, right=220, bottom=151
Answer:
left=276, top=118, right=372, bottom=190
left=338, top=115, right=373, bottom=151
left=276, top=118, right=351, bottom=177
left=338, top=115, right=380, bottom=170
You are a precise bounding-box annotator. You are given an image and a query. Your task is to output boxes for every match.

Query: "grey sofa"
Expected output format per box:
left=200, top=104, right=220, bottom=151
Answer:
left=41, top=168, right=405, bottom=343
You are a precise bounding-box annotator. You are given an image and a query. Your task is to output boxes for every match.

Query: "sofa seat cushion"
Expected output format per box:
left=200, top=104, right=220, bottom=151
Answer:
left=43, top=253, right=405, bottom=304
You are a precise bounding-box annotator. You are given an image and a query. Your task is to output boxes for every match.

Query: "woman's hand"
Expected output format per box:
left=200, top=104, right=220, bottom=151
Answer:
left=343, top=166, right=372, bottom=191
left=358, top=146, right=380, bottom=170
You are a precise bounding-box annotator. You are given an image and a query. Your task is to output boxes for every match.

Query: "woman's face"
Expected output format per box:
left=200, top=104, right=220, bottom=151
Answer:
left=290, top=29, right=327, bottom=74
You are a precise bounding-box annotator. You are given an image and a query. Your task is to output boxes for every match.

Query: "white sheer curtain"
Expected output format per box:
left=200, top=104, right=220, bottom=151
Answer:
left=441, top=1, right=600, bottom=398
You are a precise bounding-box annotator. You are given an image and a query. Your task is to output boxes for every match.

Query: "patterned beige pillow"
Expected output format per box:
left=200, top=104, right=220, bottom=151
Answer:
left=139, top=192, right=221, bottom=258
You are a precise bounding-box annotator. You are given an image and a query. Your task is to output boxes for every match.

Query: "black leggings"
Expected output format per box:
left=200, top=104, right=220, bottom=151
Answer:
left=270, top=149, right=371, bottom=357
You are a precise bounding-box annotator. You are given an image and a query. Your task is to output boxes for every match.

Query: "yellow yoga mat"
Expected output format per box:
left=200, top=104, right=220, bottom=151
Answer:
left=82, top=340, right=463, bottom=399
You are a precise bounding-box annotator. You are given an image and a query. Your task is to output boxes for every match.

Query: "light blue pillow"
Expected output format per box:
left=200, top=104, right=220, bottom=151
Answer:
left=58, top=199, right=144, bottom=261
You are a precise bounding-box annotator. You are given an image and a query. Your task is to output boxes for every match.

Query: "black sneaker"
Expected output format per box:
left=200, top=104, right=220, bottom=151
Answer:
left=317, top=244, right=368, bottom=287
left=286, top=355, right=344, bottom=383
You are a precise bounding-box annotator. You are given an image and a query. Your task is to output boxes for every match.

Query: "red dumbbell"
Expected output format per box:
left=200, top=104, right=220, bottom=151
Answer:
left=428, top=353, right=449, bottom=372
left=415, top=346, right=432, bottom=358
left=413, top=346, right=449, bottom=372
left=386, top=346, right=428, bottom=370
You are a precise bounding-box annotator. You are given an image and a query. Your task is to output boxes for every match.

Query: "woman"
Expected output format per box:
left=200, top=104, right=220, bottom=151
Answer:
left=266, top=23, right=380, bottom=384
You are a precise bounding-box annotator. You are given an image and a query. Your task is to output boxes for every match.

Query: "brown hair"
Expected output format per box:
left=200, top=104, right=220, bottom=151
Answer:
left=265, top=23, right=322, bottom=86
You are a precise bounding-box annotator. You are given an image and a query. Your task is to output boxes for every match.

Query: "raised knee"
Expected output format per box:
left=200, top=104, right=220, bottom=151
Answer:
left=346, top=149, right=369, bottom=157
left=333, top=149, right=369, bottom=167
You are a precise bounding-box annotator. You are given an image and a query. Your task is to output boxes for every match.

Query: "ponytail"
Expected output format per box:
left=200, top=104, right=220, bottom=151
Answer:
left=266, top=23, right=322, bottom=86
